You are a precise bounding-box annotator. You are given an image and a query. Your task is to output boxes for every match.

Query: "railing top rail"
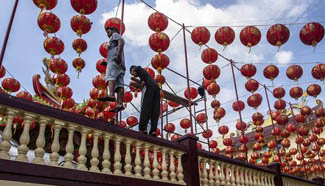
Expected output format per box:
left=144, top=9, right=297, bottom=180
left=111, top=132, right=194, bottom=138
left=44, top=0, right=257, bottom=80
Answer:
left=0, top=93, right=186, bottom=152
left=197, top=149, right=276, bottom=174
left=282, top=173, right=321, bottom=185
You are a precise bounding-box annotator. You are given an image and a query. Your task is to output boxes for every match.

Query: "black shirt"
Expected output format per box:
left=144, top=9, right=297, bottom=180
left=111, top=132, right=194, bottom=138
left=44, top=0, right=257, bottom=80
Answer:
left=134, top=66, right=158, bottom=87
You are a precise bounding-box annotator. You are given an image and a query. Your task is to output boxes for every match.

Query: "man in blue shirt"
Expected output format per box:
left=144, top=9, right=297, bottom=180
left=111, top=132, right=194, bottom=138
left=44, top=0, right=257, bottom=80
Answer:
left=98, top=26, right=125, bottom=113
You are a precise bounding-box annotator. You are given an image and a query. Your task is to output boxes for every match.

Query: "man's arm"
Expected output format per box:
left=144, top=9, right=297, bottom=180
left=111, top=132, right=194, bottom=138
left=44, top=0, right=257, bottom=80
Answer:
left=116, top=39, right=125, bottom=63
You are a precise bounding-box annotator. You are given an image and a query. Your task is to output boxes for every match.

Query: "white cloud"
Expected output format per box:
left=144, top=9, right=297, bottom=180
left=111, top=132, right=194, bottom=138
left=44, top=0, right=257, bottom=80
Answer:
left=274, top=50, right=294, bottom=64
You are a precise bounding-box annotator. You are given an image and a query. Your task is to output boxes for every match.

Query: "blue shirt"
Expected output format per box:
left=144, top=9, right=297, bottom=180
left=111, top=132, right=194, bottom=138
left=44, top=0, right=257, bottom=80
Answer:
left=107, top=32, right=125, bottom=69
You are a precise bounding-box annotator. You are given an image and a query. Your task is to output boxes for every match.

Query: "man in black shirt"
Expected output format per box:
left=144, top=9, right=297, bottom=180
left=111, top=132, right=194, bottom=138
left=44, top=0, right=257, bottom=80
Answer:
left=130, top=65, right=160, bottom=137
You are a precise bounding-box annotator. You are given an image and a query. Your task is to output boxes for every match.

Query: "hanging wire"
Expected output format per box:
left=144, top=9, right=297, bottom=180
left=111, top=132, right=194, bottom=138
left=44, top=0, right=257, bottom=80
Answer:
left=233, top=61, right=323, bottom=66
left=5, top=69, right=30, bottom=93
left=185, top=21, right=325, bottom=28
left=115, top=0, right=122, bottom=17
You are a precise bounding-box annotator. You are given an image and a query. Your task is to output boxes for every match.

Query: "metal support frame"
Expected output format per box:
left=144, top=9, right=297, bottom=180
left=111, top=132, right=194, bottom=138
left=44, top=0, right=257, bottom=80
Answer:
left=263, top=85, right=282, bottom=164
left=229, top=60, right=248, bottom=161
left=0, top=0, right=19, bottom=68
left=182, top=23, right=194, bottom=134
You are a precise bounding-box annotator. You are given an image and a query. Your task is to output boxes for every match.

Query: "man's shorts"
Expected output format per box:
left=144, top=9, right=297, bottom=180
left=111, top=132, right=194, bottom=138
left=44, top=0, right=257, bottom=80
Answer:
left=105, top=62, right=125, bottom=92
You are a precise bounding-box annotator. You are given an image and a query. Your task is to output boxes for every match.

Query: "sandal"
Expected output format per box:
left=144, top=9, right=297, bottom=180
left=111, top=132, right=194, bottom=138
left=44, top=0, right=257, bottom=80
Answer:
left=140, top=130, right=148, bottom=135
left=97, top=96, right=116, bottom=102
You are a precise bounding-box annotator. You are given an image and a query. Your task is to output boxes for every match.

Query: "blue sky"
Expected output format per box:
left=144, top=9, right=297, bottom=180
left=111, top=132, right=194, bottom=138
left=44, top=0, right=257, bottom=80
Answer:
left=1, top=0, right=325, bottom=143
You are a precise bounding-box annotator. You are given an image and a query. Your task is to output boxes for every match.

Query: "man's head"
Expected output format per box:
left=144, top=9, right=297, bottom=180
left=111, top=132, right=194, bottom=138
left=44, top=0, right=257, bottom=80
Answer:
left=130, top=66, right=138, bottom=77
left=106, top=26, right=119, bottom=37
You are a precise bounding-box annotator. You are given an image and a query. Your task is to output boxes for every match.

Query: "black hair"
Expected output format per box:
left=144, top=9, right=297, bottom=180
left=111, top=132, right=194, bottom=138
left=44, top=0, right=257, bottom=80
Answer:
left=130, top=65, right=137, bottom=72
left=106, top=26, right=119, bottom=33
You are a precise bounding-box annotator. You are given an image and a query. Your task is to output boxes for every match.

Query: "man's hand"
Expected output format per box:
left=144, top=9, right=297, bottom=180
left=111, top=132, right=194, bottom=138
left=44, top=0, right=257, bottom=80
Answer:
left=131, top=77, right=141, bottom=83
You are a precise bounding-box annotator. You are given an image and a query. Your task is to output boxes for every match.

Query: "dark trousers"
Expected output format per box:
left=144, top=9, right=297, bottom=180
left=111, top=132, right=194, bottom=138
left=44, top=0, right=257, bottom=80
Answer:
left=139, top=85, right=160, bottom=133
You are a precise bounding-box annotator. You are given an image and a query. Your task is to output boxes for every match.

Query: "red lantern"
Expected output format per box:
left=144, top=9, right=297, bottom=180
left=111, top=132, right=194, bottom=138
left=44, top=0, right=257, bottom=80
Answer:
left=92, top=75, right=106, bottom=90
left=126, top=116, right=138, bottom=126
left=298, top=126, right=309, bottom=136
left=268, top=140, right=277, bottom=149
left=49, top=58, right=68, bottom=74
left=218, top=125, right=229, bottom=135
left=300, top=106, right=312, bottom=116
left=89, top=88, right=99, bottom=99
left=151, top=54, right=170, bottom=74
left=271, top=127, right=282, bottom=136
left=240, top=26, right=261, bottom=50
left=214, top=107, right=226, bottom=121
left=123, top=91, right=133, bottom=103
left=252, top=112, right=264, bottom=126
left=263, top=65, right=279, bottom=80
left=191, top=27, right=210, bottom=46
left=33, top=0, right=57, bottom=10
left=245, top=79, right=259, bottom=93
left=85, top=107, right=95, bottom=118
left=180, top=118, right=191, bottom=131
left=56, top=86, right=73, bottom=99
left=72, top=38, right=87, bottom=54
left=62, top=98, right=75, bottom=109
left=311, top=64, right=325, bottom=81
left=307, top=84, right=321, bottom=97
left=207, top=82, right=220, bottom=97
left=184, top=87, right=198, bottom=100
left=232, top=100, right=245, bottom=112
left=164, top=123, right=175, bottom=133
left=16, top=91, right=32, bottom=101
left=99, top=42, right=108, bottom=58
left=96, top=59, right=107, bottom=74
left=240, top=64, right=256, bottom=78
left=214, top=26, right=235, bottom=48
left=202, top=129, right=212, bottom=139
left=44, top=37, right=65, bottom=56
left=289, top=86, right=303, bottom=99
left=203, top=65, right=220, bottom=81
left=236, top=120, right=247, bottom=130
left=223, top=138, right=233, bottom=146
left=2, top=78, right=20, bottom=93
left=70, top=15, right=91, bottom=36
left=148, top=12, right=168, bottom=32
left=209, top=140, right=218, bottom=149
left=144, top=67, right=155, bottom=79
left=154, top=74, right=165, bottom=86
left=274, top=99, right=286, bottom=110
left=0, top=65, right=5, bottom=78
left=211, top=100, right=220, bottom=109
left=247, top=93, right=262, bottom=108
left=103, top=107, right=115, bottom=119
left=37, top=12, right=61, bottom=33
left=70, top=0, right=98, bottom=15
left=72, top=57, right=86, bottom=74
left=286, top=65, right=303, bottom=81
left=202, top=78, right=211, bottom=89
left=273, top=87, right=285, bottom=99
left=129, top=84, right=141, bottom=98
left=167, top=101, right=179, bottom=108
left=201, top=48, right=218, bottom=64
left=171, top=134, right=180, bottom=141
left=295, top=114, right=306, bottom=124
left=53, top=73, right=70, bottom=87
left=104, top=17, right=125, bottom=35
left=196, top=113, right=207, bottom=124
left=276, top=114, right=289, bottom=125
left=266, top=24, right=290, bottom=48
left=149, top=32, right=170, bottom=53
left=300, top=22, right=324, bottom=48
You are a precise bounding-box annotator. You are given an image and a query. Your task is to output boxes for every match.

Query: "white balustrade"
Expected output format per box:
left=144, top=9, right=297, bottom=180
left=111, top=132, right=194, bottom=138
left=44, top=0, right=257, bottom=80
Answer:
left=143, top=144, right=151, bottom=179
left=113, top=136, right=122, bottom=175
left=124, top=139, right=133, bottom=177
left=0, top=109, right=16, bottom=159
left=16, top=114, right=34, bottom=162
left=77, top=128, right=90, bottom=171
left=63, top=124, right=76, bottom=168
left=90, top=131, right=100, bottom=172
left=32, top=118, right=49, bottom=164
left=102, top=133, right=112, bottom=174
left=50, top=120, right=63, bottom=166
left=169, top=150, right=177, bottom=183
